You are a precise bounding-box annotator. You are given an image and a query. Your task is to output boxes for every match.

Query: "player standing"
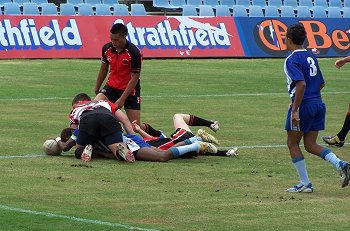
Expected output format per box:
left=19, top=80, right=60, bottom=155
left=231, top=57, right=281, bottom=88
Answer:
left=94, top=23, right=162, bottom=137
left=283, top=24, right=350, bottom=192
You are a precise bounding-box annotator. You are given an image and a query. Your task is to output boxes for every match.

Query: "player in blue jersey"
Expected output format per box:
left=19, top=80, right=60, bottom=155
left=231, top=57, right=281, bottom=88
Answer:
left=283, top=24, right=350, bottom=193
left=322, top=56, right=350, bottom=147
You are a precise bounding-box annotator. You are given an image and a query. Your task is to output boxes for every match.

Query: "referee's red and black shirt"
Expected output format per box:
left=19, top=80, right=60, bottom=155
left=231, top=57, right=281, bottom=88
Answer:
left=101, top=40, right=142, bottom=91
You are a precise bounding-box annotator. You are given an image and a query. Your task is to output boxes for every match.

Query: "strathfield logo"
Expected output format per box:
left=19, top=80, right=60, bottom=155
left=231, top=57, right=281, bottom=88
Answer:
left=0, top=19, right=82, bottom=50
left=115, top=18, right=232, bottom=55
left=256, top=19, right=350, bottom=54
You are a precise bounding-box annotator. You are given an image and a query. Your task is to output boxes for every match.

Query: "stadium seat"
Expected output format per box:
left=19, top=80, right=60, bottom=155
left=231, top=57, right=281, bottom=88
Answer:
left=280, top=5, right=295, bottom=17
left=328, top=0, right=343, bottom=8
left=345, top=0, right=350, bottom=7
left=3, top=2, right=21, bottom=15
left=327, top=6, right=342, bottom=17
left=113, top=4, right=129, bottom=15
left=182, top=4, right=198, bottom=15
left=267, top=0, right=282, bottom=7
left=60, top=3, right=76, bottom=15
left=296, top=5, right=311, bottom=17
left=22, top=2, right=40, bottom=15
left=153, top=0, right=179, bottom=15
left=85, top=0, right=101, bottom=8
left=236, top=0, right=250, bottom=7
left=12, top=0, right=29, bottom=7
left=264, top=5, right=279, bottom=17
left=215, top=5, right=231, bottom=15
left=283, top=0, right=297, bottom=9
left=170, top=0, right=186, bottom=8
left=343, top=7, right=350, bottom=17
left=298, top=0, right=313, bottom=8
left=248, top=5, right=264, bottom=16
left=95, top=3, right=111, bottom=15
left=313, top=0, right=328, bottom=7
left=232, top=5, right=247, bottom=16
left=78, top=3, right=94, bottom=15
left=130, top=3, right=146, bottom=15
left=66, top=0, right=84, bottom=7
left=220, top=0, right=234, bottom=6
left=203, top=0, right=220, bottom=7
left=312, top=6, right=327, bottom=17
left=30, top=0, right=48, bottom=6
left=41, top=3, right=58, bottom=15
left=0, top=0, right=12, bottom=9
left=102, top=0, right=118, bottom=5
left=251, top=0, right=266, bottom=7
left=187, top=0, right=203, bottom=7
left=199, top=5, right=214, bottom=16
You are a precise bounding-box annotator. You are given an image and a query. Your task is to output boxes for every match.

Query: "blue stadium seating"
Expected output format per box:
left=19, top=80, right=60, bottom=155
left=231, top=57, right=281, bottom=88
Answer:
left=113, top=4, right=129, bottom=15
left=85, top=0, right=101, bottom=8
left=236, top=0, right=250, bottom=7
left=153, top=0, right=179, bottom=12
left=220, top=0, right=235, bottom=6
left=3, top=2, right=21, bottom=14
left=215, top=5, right=231, bottom=15
left=327, top=6, right=342, bottom=17
left=283, top=0, right=298, bottom=9
left=187, top=0, right=203, bottom=7
left=298, top=0, right=313, bottom=8
left=31, top=0, right=48, bottom=7
left=312, top=5, right=327, bottom=17
left=232, top=5, right=247, bottom=16
left=343, top=7, right=350, bottom=17
left=203, top=0, right=220, bottom=7
left=267, top=0, right=282, bottom=7
left=67, top=0, right=84, bottom=7
left=130, top=3, right=146, bottom=15
left=280, top=5, right=295, bottom=17
left=95, top=3, right=111, bottom=15
left=78, top=3, right=94, bottom=15
left=296, top=5, right=311, bottom=17
left=248, top=5, right=264, bottom=16
left=251, top=0, right=266, bottom=7
left=265, top=5, right=279, bottom=17
left=41, top=3, right=58, bottom=15
left=102, top=0, right=118, bottom=6
left=199, top=5, right=214, bottom=16
left=313, top=0, right=329, bottom=7
left=60, top=3, right=76, bottom=15
left=170, top=0, right=186, bottom=8
left=12, top=0, right=29, bottom=7
left=182, top=4, right=197, bottom=15
left=22, top=2, right=40, bottom=15
left=0, top=0, right=12, bottom=9
left=345, top=0, right=350, bottom=7
left=328, top=0, right=343, bottom=8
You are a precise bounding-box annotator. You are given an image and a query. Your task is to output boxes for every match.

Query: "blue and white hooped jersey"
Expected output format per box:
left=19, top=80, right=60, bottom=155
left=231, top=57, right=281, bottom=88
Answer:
left=284, top=49, right=324, bottom=104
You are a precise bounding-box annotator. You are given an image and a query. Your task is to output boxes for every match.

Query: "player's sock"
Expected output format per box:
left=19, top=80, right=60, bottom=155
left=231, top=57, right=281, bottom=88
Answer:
left=184, top=136, right=202, bottom=144
left=169, top=143, right=200, bottom=158
left=337, top=113, right=350, bottom=141
left=188, top=115, right=213, bottom=127
left=143, top=123, right=162, bottom=137
left=319, top=147, right=342, bottom=169
left=292, top=156, right=311, bottom=186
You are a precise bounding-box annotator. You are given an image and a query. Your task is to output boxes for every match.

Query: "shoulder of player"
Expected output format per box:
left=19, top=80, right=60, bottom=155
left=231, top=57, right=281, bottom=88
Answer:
left=125, top=41, right=141, bottom=56
left=102, top=42, right=113, bottom=52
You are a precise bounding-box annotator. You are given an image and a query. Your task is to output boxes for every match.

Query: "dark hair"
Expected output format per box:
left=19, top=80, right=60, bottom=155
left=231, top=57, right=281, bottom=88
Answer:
left=72, top=93, right=91, bottom=106
left=110, top=23, right=128, bottom=36
left=60, top=127, right=74, bottom=142
left=286, top=24, right=306, bottom=46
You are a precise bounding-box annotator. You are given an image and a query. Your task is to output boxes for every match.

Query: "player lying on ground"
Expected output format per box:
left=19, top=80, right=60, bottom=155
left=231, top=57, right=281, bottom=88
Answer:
left=132, top=113, right=238, bottom=157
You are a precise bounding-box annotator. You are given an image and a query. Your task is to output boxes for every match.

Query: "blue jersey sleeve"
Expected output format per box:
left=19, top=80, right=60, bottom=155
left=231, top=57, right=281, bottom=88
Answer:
left=285, top=58, right=305, bottom=82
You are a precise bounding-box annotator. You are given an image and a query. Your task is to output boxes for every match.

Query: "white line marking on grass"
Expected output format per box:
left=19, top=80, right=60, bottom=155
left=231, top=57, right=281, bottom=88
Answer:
left=0, top=204, right=159, bottom=231
left=0, top=154, right=47, bottom=159
left=0, top=91, right=349, bottom=101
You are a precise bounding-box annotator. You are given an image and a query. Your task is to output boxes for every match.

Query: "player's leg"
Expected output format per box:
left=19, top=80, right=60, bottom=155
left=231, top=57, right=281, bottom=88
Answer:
left=323, top=103, right=350, bottom=147
left=286, top=130, right=313, bottom=192
left=94, top=85, right=119, bottom=102
left=305, top=131, right=350, bottom=188
left=173, top=114, right=219, bottom=132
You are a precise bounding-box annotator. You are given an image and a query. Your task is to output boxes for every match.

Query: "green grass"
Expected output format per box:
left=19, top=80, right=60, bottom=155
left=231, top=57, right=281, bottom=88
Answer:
left=1, top=58, right=350, bottom=230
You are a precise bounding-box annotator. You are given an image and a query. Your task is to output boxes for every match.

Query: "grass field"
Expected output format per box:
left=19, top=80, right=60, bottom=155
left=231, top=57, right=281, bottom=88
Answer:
left=1, top=58, right=350, bottom=230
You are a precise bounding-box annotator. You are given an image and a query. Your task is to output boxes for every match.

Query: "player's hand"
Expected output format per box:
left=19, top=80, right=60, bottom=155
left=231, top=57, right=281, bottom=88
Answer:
left=335, top=59, right=346, bottom=69
left=291, top=111, right=300, bottom=130
left=131, top=120, right=141, bottom=132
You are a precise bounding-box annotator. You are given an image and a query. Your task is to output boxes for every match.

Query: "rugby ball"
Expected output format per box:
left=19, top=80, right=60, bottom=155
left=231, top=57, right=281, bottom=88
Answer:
left=43, top=139, right=62, bottom=156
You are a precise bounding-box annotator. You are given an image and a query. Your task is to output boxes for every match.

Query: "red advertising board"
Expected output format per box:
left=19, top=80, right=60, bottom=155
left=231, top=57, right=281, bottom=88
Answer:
left=0, top=16, right=245, bottom=59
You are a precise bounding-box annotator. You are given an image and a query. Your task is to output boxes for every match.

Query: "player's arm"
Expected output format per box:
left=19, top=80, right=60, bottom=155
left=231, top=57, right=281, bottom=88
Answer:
left=57, top=138, right=76, bottom=152
left=132, top=120, right=153, bottom=139
left=95, top=62, right=109, bottom=95
left=335, top=56, right=350, bottom=69
left=114, top=109, right=135, bottom=135
left=292, top=80, right=306, bottom=123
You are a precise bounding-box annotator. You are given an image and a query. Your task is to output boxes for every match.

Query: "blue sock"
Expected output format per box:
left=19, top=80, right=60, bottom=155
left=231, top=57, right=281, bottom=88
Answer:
left=319, top=148, right=343, bottom=169
left=184, top=136, right=201, bottom=145
left=292, top=156, right=311, bottom=186
left=169, top=143, right=200, bottom=158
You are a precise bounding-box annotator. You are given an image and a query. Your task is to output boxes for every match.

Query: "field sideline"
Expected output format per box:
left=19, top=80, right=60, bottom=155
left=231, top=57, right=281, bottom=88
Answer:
left=1, top=58, right=350, bottom=230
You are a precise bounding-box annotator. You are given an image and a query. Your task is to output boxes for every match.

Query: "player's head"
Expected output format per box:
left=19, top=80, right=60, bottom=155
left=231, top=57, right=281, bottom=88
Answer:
left=110, top=23, right=128, bottom=50
left=72, top=93, right=91, bottom=107
left=285, top=24, right=306, bottom=49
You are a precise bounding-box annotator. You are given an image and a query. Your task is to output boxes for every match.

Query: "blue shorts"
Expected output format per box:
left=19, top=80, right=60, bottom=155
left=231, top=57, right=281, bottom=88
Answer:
left=124, top=134, right=151, bottom=159
left=285, top=102, right=326, bottom=133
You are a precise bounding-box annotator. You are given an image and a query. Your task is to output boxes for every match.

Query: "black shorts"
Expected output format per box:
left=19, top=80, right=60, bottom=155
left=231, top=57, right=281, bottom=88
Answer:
left=77, top=108, right=123, bottom=146
left=100, top=85, right=140, bottom=110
